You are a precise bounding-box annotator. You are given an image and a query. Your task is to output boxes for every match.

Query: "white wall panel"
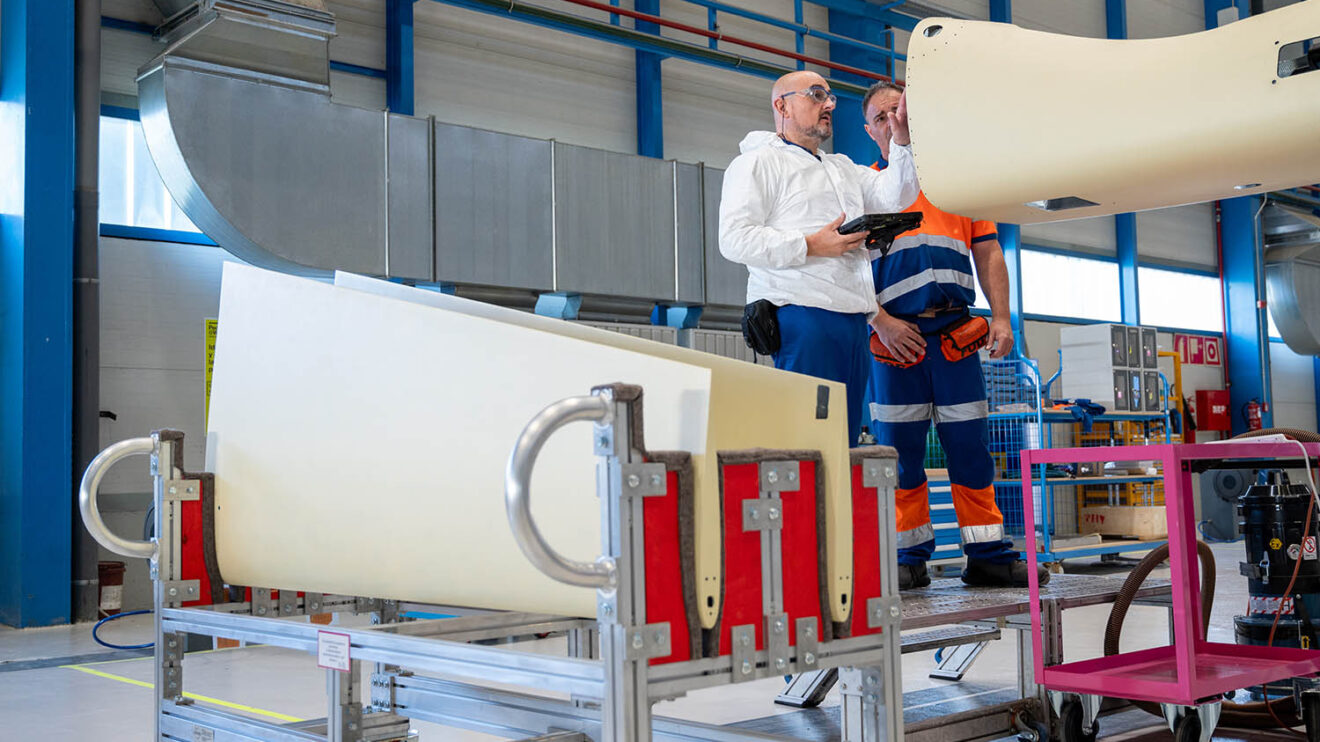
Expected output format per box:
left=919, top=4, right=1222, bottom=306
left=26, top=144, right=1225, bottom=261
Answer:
left=1136, top=202, right=1217, bottom=269
left=101, top=27, right=162, bottom=99
left=1022, top=216, right=1117, bottom=255
left=1126, top=0, right=1205, bottom=39
left=1270, top=341, right=1317, bottom=432
left=330, top=68, right=387, bottom=109
left=103, top=0, right=162, bottom=25
left=414, top=3, right=635, bottom=153
left=1010, top=0, right=1106, bottom=37
left=327, top=0, right=386, bottom=70
left=98, top=237, right=246, bottom=496
left=663, top=61, right=772, bottom=168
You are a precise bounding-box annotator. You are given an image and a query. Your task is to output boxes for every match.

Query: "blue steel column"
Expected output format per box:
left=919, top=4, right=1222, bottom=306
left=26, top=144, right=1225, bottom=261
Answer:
left=1207, top=0, right=1271, bottom=433
left=0, top=0, right=77, bottom=627
left=634, top=0, right=663, bottom=158
left=1108, top=0, right=1140, bottom=324
left=386, top=0, right=416, bottom=115
left=987, top=0, right=1024, bottom=343
left=825, top=9, right=889, bottom=165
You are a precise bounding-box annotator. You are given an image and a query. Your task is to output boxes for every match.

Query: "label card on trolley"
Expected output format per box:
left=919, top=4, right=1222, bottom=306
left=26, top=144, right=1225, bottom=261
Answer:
left=317, top=630, right=351, bottom=672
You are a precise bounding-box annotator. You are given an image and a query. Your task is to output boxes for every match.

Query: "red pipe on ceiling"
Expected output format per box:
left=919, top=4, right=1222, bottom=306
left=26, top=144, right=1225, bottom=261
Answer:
left=558, top=0, right=893, bottom=83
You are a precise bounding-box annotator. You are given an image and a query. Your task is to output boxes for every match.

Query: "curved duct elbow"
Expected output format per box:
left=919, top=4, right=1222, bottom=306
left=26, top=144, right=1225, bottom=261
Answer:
left=1264, top=204, right=1320, bottom=356
left=138, top=0, right=433, bottom=279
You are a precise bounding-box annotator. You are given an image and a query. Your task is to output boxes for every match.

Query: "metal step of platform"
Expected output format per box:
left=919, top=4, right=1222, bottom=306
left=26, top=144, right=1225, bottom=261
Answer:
left=901, top=625, right=1001, bottom=654
left=774, top=625, right=1002, bottom=709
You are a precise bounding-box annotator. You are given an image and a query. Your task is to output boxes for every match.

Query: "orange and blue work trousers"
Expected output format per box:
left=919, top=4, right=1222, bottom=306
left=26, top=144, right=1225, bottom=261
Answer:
left=866, top=320, right=1016, bottom=566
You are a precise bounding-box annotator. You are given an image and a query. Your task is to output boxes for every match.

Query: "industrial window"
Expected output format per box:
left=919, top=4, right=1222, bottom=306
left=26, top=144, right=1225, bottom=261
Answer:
left=1020, top=249, right=1120, bottom=322
left=99, top=115, right=201, bottom=233
left=1137, top=267, right=1223, bottom=333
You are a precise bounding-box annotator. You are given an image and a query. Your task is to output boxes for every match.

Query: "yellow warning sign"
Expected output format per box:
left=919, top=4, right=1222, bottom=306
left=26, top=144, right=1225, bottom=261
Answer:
left=1269, top=537, right=1283, bottom=551
left=204, top=319, right=218, bottom=430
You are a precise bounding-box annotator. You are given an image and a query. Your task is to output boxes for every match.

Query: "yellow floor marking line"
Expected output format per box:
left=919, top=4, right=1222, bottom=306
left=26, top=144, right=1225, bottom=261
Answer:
left=61, top=664, right=305, bottom=723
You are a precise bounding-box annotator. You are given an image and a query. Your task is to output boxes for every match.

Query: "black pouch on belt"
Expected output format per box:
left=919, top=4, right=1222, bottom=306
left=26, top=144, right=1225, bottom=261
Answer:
left=741, top=299, right=781, bottom=356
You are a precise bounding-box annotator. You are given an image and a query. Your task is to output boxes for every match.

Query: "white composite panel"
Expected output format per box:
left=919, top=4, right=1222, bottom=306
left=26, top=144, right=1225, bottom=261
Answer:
left=332, top=272, right=857, bottom=625
left=905, top=2, right=1320, bottom=223
left=207, top=265, right=711, bottom=617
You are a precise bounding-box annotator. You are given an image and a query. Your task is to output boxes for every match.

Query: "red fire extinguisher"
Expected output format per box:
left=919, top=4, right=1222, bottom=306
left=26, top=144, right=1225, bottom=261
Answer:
left=1244, top=399, right=1263, bottom=431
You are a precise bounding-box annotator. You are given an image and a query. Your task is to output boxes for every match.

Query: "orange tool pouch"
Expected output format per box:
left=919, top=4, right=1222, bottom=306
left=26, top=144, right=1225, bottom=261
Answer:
left=939, top=315, right=990, bottom=362
left=870, top=331, right=924, bottom=368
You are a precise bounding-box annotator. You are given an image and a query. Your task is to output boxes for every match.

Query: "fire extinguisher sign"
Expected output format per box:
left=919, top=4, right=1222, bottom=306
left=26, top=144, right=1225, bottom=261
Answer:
left=1174, top=334, right=1222, bottom=366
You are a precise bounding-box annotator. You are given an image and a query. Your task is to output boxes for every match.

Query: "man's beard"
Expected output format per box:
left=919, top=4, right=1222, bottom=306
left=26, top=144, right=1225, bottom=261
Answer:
left=805, top=121, right=832, bottom=141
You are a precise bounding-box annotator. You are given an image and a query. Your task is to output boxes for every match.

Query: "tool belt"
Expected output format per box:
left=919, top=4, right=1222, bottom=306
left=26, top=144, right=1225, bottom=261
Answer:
left=939, top=314, right=990, bottom=362
left=740, top=299, right=780, bottom=356
left=870, top=312, right=990, bottom=367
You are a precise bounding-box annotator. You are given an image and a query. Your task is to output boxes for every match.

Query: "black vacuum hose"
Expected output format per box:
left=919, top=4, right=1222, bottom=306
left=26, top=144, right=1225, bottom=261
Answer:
left=1100, top=427, right=1320, bottom=729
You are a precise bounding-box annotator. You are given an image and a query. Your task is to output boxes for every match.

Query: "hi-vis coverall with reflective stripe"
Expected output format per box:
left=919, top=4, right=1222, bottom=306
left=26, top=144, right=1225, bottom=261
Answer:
left=868, top=345, right=1015, bottom=565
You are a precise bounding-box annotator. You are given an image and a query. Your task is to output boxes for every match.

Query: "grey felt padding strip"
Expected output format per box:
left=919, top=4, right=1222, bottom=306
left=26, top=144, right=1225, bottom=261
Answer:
left=157, top=429, right=226, bottom=605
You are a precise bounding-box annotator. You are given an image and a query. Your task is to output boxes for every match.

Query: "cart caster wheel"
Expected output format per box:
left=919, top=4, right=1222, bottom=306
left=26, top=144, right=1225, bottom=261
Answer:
left=1058, top=700, right=1097, bottom=742
left=1016, top=720, right=1050, bottom=742
left=1172, top=712, right=1200, bottom=742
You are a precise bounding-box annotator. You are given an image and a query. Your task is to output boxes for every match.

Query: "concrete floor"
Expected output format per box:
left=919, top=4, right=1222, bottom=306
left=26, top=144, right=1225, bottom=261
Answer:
left=0, top=542, right=1308, bottom=740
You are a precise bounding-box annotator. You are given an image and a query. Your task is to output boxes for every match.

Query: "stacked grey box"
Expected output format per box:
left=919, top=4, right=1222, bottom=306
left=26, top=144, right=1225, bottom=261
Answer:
left=1060, top=324, right=1161, bottom=413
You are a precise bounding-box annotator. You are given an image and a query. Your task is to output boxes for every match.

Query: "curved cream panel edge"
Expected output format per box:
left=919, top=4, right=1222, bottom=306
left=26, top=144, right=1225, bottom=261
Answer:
left=906, top=3, right=1320, bottom=224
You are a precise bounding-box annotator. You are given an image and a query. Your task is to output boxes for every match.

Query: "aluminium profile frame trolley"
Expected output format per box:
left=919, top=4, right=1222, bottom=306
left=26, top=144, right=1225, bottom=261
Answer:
left=80, top=385, right=907, bottom=741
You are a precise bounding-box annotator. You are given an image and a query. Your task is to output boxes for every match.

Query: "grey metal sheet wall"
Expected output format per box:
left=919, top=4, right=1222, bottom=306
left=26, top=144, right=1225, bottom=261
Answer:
left=434, top=122, right=554, bottom=290
left=689, top=328, right=771, bottom=366
left=675, top=162, right=706, bottom=304
left=553, top=142, right=677, bottom=300
left=387, top=114, right=433, bottom=280
left=701, top=167, right=748, bottom=307
left=580, top=321, right=678, bottom=345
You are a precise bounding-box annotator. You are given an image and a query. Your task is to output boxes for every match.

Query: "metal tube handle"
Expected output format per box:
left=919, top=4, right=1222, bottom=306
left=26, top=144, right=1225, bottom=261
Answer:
left=78, top=436, right=158, bottom=559
left=505, top=394, right=616, bottom=589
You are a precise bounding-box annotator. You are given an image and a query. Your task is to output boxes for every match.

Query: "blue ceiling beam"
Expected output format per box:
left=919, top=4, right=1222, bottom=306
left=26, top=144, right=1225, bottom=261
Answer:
left=806, top=0, right=920, bottom=32
left=635, top=0, right=663, bottom=159
left=386, top=0, right=416, bottom=115
left=1107, top=0, right=1140, bottom=325
left=1, top=0, right=77, bottom=628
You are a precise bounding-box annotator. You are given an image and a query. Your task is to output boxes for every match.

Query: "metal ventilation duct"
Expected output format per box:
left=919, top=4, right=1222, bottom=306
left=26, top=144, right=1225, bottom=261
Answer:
left=136, top=0, right=724, bottom=304
left=1263, top=203, right=1320, bottom=356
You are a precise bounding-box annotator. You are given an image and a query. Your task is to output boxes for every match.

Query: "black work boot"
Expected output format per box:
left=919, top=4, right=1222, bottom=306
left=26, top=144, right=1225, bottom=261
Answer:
left=961, top=559, right=1050, bottom=588
left=897, top=562, right=931, bottom=590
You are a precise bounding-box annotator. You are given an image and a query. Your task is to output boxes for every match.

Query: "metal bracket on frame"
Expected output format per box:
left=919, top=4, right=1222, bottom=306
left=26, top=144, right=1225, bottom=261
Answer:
left=619, top=462, right=667, bottom=498
left=369, top=673, right=397, bottom=710
left=731, top=624, right=757, bottom=682
left=795, top=616, right=820, bottom=670
left=161, top=478, right=201, bottom=502
left=624, top=622, right=672, bottom=661
left=355, top=596, right=382, bottom=615
left=866, top=596, right=902, bottom=630
left=765, top=612, right=791, bottom=674
left=759, top=460, right=802, bottom=492
left=860, top=459, right=898, bottom=489
left=278, top=589, right=300, bottom=617
left=251, top=587, right=274, bottom=617
left=305, top=592, right=325, bottom=614
left=160, top=579, right=201, bottom=603
left=742, top=498, right=783, bottom=532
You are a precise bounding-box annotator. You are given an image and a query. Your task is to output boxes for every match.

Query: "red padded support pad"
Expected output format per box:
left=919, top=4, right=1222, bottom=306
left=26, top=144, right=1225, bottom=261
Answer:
left=178, top=474, right=215, bottom=607
left=716, top=458, right=824, bottom=656
left=849, top=463, right=882, bottom=637
left=643, top=465, right=690, bottom=665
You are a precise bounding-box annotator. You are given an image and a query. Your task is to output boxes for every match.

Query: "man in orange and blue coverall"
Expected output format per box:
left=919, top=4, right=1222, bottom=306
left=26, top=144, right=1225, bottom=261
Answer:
left=860, top=81, right=1049, bottom=590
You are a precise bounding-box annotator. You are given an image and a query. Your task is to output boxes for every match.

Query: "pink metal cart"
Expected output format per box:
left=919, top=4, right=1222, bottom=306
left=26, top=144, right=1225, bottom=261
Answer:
left=1021, top=441, right=1320, bottom=741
